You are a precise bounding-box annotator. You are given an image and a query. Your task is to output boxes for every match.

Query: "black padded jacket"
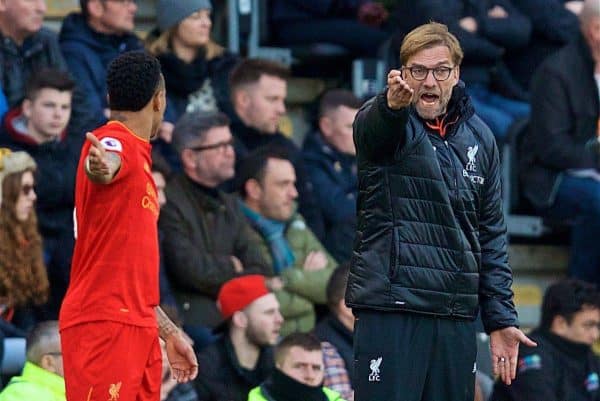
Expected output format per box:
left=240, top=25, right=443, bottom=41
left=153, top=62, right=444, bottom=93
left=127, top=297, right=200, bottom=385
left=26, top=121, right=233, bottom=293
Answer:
left=346, top=83, right=518, bottom=333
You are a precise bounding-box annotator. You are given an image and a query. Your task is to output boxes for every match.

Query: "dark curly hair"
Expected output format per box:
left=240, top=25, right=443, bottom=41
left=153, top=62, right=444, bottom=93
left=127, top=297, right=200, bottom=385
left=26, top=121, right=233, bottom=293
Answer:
left=0, top=169, right=49, bottom=307
left=540, top=279, right=600, bottom=330
left=106, top=51, right=164, bottom=112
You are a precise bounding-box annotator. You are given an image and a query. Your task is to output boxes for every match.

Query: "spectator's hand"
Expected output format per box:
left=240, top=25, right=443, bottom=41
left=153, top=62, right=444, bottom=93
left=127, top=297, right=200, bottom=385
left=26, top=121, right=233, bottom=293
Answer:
left=230, top=256, right=244, bottom=273
left=266, top=276, right=285, bottom=291
left=564, top=0, right=584, bottom=15
left=159, top=121, right=175, bottom=143
left=303, top=251, right=328, bottom=271
left=160, top=371, right=178, bottom=401
left=490, top=327, right=537, bottom=385
left=165, top=332, right=198, bottom=383
left=487, top=5, right=508, bottom=18
left=386, top=69, right=413, bottom=110
left=357, top=2, right=389, bottom=27
left=459, top=17, right=478, bottom=33
left=86, top=132, right=110, bottom=176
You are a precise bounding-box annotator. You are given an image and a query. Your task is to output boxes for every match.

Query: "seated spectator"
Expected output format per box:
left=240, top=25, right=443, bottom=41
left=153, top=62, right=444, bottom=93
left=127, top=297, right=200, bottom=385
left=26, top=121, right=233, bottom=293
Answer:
left=270, top=0, right=389, bottom=58
left=238, top=147, right=337, bottom=335
left=159, top=111, right=272, bottom=342
left=195, top=275, right=282, bottom=401
left=0, top=150, right=49, bottom=333
left=0, top=0, right=99, bottom=135
left=303, top=89, right=361, bottom=263
left=151, top=164, right=180, bottom=311
left=149, top=0, right=239, bottom=124
left=248, top=332, right=345, bottom=401
left=0, top=321, right=64, bottom=401
left=493, top=279, right=600, bottom=400
left=147, top=0, right=239, bottom=172
left=412, top=0, right=531, bottom=142
left=0, top=69, right=80, bottom=318
left=520, top=0, right=600, bottom=286
left=313, top=263, right=353, bottom=400
left=507, top=0, right=582, bottom=89
left=59, top=0, right=142, bottom=121
left=228, top=59, right=324, bottom=239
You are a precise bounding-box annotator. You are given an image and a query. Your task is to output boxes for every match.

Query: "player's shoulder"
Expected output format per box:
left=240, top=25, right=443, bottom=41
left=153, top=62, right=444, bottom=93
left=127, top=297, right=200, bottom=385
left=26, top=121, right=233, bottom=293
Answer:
left=93, top=122, right=132, bottom=153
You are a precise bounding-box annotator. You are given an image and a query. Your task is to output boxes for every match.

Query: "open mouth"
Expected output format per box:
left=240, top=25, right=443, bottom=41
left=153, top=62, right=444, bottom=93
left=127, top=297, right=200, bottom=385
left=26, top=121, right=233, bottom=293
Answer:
left=420, top=93, right=439, bottom=105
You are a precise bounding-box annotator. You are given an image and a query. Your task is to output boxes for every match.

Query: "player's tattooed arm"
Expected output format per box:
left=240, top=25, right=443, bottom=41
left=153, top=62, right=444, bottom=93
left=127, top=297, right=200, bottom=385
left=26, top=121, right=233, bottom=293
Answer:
left=85, top=133, right=122, bottom=184
left=156, top=306, right=180, bottom=340
left=156, top=306, right=199, bottom=383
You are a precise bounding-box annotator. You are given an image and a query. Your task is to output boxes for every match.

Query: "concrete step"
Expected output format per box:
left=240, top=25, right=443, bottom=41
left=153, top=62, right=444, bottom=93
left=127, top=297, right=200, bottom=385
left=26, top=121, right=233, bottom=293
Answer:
left=508, top=244, right=568, bottom=329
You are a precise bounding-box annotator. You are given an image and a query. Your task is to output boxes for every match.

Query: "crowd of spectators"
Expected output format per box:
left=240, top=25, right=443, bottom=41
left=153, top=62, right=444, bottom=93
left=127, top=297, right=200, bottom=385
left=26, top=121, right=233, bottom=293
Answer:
left=0, top=0, right=598, bottom=400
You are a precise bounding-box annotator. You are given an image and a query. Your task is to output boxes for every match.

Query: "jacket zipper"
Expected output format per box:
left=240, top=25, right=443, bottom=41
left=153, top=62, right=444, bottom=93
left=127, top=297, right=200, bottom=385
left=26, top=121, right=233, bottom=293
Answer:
left=444, top=139, right=461, bottom=315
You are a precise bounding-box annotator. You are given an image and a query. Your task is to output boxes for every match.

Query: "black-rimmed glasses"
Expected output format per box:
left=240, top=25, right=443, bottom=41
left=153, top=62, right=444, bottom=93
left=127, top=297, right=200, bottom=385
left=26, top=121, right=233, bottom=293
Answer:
left=189, top=138, right=235, bottom=153
left=403, top=66, right=455, bottom=81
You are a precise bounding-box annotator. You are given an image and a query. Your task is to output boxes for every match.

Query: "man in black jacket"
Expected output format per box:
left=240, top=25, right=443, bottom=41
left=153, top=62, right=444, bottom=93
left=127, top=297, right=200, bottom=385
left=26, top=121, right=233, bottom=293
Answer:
left=493, top=279, right=600, bottom=401
left=0, top=0, right=100, bottom=137
left=159, top=111, right=273, bottom=342
left=520, top=0, right=600, bottom=287
left=195, top=275, right=283, bottom=401
left=348, top=22, right=534, bottom=401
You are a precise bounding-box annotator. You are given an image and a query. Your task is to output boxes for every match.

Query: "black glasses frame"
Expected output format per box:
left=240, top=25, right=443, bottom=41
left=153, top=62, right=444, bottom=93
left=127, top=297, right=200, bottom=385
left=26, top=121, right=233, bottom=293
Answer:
left=189, top=138, right=235, bottom=153
left=402, top=66, right=455, bottom=81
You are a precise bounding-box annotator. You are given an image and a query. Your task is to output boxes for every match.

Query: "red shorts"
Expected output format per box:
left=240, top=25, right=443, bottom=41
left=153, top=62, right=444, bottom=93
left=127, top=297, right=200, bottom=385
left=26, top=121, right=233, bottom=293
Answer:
left=61, top=321, right=161, bottom=401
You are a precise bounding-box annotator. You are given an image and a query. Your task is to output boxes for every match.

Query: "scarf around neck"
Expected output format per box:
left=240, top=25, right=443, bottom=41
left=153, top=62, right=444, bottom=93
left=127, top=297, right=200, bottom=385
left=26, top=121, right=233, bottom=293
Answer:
left=240, top=202, right=295, bottom=274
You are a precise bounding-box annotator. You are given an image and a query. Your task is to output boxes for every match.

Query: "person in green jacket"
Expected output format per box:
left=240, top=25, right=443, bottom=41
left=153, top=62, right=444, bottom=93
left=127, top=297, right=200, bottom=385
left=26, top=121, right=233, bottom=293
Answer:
left=238, top=147, right=338, bottom=335
left=0, top=321, right=64, bottom=401
left=248, top=332, right=345, bottom=401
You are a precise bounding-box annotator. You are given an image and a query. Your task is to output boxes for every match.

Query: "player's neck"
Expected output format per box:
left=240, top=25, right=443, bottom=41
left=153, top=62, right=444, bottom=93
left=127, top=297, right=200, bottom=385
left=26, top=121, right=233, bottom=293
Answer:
left=109, top=111, right=152, bottom=141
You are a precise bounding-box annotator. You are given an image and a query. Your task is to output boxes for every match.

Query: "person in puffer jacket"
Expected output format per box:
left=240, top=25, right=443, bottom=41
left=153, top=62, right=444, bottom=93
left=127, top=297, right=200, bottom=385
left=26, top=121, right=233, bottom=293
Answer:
left=347, top=22, right=535, bottom=401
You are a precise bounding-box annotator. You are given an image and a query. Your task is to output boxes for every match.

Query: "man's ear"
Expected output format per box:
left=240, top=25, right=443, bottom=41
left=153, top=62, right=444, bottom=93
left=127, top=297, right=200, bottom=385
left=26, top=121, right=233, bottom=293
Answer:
left=181, top=149, right=196, bottom=169
left=22, top=99, right=33, bottom=119
left=0, top=0, right=7, bottom=13
left=234, top=90, right=250, bottom=111
left=552, top=315, right=569, bottom=336
left=244, top=178, right=262, bottom=202
left=87, top=0, right=105, bottom=19
left=319, top=116, right=332, bottom=138
left=231, top=310, right=248, bottom=329
left=153, top=89, right=165, bottom=112
left=39, top=354, right=57, bottom=374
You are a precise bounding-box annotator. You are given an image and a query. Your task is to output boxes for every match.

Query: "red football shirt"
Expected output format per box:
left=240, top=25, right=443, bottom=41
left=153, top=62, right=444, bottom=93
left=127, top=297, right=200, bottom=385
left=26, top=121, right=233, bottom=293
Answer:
left=60, top=121, right=159, bottom=330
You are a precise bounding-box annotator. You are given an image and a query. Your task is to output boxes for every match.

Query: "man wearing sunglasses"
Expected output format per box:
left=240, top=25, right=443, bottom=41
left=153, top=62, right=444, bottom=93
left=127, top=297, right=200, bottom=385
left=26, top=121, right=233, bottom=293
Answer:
left=348, top=22, right=534, bottom=401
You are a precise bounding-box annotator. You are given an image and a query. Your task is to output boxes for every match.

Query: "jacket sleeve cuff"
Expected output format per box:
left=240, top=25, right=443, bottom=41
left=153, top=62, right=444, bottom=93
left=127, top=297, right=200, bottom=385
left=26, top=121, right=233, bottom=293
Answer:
left=376, top=90, right=409, bottom=124
left=481, top=299, right=519, bottom=334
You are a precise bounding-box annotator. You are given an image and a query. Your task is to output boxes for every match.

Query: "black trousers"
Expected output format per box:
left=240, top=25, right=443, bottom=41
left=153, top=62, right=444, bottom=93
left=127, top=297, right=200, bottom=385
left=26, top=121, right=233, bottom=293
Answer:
left=354, top=310, right=477, bottom=401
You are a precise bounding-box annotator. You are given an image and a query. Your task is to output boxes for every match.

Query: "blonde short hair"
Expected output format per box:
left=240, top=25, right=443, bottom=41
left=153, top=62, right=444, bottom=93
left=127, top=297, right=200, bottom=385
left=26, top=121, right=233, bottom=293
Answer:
left=400, top=22, right=464, bottom=66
